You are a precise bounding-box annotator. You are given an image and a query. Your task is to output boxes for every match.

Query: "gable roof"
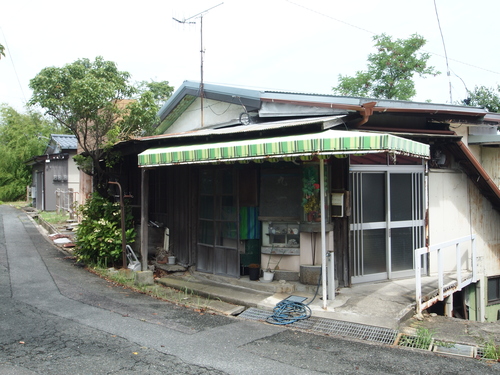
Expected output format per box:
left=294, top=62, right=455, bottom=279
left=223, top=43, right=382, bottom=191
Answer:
left=157, top=81, right=500, bottom=134
left=45, top=134, right=77, bottom=154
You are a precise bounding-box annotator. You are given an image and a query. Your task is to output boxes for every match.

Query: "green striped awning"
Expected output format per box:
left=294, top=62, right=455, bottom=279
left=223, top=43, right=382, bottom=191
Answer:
left=138, top=130, right=429, bottom=167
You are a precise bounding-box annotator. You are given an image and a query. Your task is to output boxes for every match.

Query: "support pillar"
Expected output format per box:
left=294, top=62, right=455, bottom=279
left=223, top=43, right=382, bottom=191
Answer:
left=140, top=169, right=149, bottom=271
left=444, top=294, right=453, bottom=317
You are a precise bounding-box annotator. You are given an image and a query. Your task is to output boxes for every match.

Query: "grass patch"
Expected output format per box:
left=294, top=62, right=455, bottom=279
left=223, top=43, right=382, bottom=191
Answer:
left=398, top=327, right=434, bottom=350
left=91, top=267, right=217, bottom=313
left=38, top=211, right=71, bottom=225
left=481, top=340, right=500, bottom=361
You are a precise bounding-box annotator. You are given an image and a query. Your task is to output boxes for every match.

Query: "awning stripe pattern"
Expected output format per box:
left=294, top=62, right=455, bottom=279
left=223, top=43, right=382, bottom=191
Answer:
left=138, top=130, right=429, bottom=167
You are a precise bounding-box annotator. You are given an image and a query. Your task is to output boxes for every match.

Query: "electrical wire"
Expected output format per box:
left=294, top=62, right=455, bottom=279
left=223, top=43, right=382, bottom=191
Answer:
left=0, top=26, right=27, bottom=104
left=285, top=0, right=500, bottom=77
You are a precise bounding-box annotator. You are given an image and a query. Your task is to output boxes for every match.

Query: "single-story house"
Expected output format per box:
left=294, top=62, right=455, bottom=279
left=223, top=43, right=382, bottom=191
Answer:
left=26, top=134, right=79, bottom=212
left=110, top=81, right=500, bottom=322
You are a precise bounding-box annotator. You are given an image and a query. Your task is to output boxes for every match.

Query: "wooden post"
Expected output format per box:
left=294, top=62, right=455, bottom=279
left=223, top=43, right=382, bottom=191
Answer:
left=68, top=188, right=74, bottom=220
left=140, top=169, right=149, bottom=271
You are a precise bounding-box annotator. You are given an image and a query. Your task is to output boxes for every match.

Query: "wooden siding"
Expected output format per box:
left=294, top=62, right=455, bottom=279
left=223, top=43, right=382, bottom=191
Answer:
left=148, top=165, right=198, bottom=266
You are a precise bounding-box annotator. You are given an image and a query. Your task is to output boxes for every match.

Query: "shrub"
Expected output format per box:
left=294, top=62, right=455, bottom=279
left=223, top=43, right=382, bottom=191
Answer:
left=75, top=193, right=135, bottom=266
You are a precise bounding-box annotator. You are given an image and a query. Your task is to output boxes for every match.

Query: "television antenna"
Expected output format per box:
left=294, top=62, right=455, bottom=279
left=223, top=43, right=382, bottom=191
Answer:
left=173, top=2, right=224, bottom=127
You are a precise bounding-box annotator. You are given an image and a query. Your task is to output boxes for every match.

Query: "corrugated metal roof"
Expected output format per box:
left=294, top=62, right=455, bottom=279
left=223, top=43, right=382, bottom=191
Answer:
left=158, top=81, right=500, bottom=126
left=141, top=116, right=347, bottom=143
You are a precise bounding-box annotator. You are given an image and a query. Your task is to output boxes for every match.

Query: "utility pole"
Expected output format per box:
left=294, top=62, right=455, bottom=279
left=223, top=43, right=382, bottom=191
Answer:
left=173, top=3, right=223, bottom=127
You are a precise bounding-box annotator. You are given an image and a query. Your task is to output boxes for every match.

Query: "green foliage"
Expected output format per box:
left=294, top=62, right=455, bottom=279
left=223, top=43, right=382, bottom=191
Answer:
left=74, top=193, right=135, bottom=265
left=136, top=80, right=174, bottom=108
left=483, top=340, right=500, bottom=360
left=0, top=105, right=61, bottom=201
left=38, top=211, right=69, bottom=224
left=28, top=56, right=170, bottom=192
left=333, top=33, right=440, bottom=100
left=398, top=327, right=434, bottom=349
left=463, top=85, right=500, bottom=113
left=0, top=43, right=5, bottom=58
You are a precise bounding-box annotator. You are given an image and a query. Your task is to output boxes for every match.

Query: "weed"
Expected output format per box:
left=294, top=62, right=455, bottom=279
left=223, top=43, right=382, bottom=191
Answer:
left=399, top=327, right=434, bottom=350
left=91, top=267, right=217, bottom=313
left=38, top=211, right=70, bottom=225
left=434, top=340, right=454, bottom=348
left=482, top=340, right=500, bottom=360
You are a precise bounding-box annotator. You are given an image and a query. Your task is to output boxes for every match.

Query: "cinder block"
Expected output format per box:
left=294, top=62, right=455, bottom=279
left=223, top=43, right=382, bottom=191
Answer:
left=134, top=270, right=154, bottom=286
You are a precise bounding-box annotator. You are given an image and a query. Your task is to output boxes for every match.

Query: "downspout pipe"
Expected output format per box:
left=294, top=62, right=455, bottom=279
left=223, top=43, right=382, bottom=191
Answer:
left=353, top=102, right=377, bottom=128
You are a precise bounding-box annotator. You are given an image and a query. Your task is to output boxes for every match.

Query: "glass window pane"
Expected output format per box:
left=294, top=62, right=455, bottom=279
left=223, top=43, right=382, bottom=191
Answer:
left=199, top=220, right=214, bottom=245
left=199, top=196, right=214, bottom=219
left=362, top=173, right=385, bottom=223
left=488, top=278, right=499, bottom=302
left=215, top=169, right=233, bottom=195
left=200, top=170, right=213, bottom=194
left=391, top=227, right=414, bottom=271
left=221, top=196, right=236, bottom=221
left=390, top=174, right=413, bottom=221
left=362, top=229, right=386, bottom=274
left=215, top=222, right=238, bottom=245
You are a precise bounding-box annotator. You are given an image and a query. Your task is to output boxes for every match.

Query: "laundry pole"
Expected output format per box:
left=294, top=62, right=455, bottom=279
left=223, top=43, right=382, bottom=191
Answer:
left=319, top=159, right=328, bottom=309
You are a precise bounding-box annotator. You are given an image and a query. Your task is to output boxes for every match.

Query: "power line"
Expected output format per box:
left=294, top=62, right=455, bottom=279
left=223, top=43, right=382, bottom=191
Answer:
left=285, top=0, right=500, bottom=77
left=0, top=26, right=27, bottom=105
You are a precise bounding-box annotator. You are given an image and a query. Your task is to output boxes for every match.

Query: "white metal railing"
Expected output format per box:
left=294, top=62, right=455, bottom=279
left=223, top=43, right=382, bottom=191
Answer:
left=55, top=188, right=78, bottom=219
left=415, top=234, right=477, bottom=314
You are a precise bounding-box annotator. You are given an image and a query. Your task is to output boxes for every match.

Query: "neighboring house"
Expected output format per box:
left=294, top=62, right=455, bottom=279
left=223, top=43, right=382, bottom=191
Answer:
left=26, top=134, right=79, bottom=212
left=110, top=81, right=500, bottom=322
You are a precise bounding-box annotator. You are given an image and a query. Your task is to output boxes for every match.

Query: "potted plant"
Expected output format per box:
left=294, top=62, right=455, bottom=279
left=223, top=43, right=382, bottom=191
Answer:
left=248, top=263, right=260, bottom=281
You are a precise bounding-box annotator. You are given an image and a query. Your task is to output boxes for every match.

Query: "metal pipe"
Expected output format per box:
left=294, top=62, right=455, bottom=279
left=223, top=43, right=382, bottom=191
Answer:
left=320, top=159, right=328, bottom=308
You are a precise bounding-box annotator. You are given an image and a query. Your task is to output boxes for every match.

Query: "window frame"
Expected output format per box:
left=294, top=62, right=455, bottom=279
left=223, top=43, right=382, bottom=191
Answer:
left=487, top=276, right=500, bottom=305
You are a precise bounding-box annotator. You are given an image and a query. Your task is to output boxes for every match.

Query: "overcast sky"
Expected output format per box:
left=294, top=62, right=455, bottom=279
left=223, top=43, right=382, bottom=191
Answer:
left=1, top=0, right=499, bottom=112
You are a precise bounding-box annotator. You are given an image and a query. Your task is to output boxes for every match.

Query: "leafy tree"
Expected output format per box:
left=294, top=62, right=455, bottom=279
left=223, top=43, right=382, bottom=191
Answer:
left=0, top=105, right=61, bottom=201
left=463, top=85, right=500, bottom=113
left=136, top=80, right=174, bottom=108
left=333, top=33, right=440, bottom=100
left=28, top=56, right=169, bottom=194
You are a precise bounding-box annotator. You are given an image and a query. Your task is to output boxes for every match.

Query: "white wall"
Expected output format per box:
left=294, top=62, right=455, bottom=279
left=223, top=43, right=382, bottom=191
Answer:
left=67, top=153, right=79, bottom=196
left=428, top=170, right=473, bottom=274
left=164, top=98, right=247, bottom=133
left=428, top=165, right=500, bottom=278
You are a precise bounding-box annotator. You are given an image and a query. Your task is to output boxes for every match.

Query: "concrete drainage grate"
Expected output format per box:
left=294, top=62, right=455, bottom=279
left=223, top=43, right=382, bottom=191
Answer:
left=311, top=319, right=398, bottom=345
left=239, top=307, right=273, bottom=321
left=239, top=307, right=398, bottom=345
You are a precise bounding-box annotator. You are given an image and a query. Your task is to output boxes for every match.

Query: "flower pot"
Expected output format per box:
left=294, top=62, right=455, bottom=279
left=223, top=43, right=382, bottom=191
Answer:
left=167, top=256, right=176, bottom=265
left=262, top=271, right=274, bottom=283
left=248, top=265, right=260, bottom=281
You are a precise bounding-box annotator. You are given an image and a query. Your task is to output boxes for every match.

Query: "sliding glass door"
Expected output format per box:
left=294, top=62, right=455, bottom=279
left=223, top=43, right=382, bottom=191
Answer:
left=350, top=165, right=425, bottom=283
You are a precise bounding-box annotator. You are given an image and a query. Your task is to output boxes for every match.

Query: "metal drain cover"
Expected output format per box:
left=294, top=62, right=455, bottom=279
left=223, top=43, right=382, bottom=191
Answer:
left=239, top=307, right=398, bottom=345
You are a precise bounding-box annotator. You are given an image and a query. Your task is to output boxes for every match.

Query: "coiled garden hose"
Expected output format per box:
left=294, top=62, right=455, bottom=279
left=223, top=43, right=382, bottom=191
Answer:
left=266, top=267, right=322, bottom=325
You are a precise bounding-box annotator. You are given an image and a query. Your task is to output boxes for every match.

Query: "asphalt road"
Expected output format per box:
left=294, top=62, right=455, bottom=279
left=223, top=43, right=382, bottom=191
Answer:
left=0, top=204, right=499, bottom=374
